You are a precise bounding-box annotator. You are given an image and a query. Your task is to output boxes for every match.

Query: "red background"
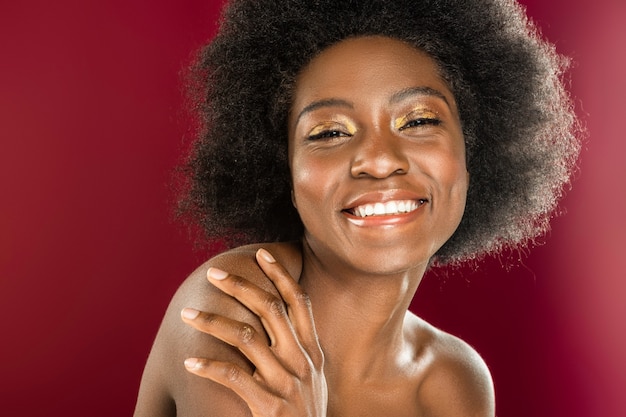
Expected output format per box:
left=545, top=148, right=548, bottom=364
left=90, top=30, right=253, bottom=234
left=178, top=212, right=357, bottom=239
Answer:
left=1, top=1, right=624, bottom=416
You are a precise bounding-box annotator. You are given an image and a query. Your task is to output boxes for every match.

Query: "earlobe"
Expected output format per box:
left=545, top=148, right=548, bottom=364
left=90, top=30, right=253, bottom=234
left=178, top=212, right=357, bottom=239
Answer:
left=291, top=189, right=297, bottom=209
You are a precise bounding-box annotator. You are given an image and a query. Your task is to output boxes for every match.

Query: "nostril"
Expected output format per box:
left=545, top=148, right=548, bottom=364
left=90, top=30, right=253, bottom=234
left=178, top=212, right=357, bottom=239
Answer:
left=350, top=151, right=410, bottom=179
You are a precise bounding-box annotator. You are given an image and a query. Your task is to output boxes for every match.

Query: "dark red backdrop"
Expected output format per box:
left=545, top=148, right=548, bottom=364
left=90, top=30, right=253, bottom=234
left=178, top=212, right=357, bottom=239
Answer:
left=1, top=1, right=624, bottom=416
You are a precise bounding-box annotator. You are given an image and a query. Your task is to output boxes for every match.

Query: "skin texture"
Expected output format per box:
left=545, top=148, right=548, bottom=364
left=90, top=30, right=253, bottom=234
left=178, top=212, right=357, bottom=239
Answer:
left=135, top=37, right=494, bottom=417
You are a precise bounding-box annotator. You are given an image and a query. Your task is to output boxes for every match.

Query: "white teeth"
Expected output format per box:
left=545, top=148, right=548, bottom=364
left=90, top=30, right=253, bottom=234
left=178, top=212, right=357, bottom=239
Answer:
left=385, top=201, right=398, bottom=213
left=352, top=199, right=423, bottom=218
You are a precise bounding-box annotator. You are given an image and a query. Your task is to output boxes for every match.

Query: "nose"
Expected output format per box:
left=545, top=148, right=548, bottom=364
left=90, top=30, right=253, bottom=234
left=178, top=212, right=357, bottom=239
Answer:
left=350, top=130, right=409, bottom=179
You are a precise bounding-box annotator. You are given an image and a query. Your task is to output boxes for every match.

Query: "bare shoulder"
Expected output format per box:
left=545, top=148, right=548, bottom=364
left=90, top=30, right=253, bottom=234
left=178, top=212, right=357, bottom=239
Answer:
left=134, top=241, right=302, bottom=417
left=408, top=314, right=495, bottom=417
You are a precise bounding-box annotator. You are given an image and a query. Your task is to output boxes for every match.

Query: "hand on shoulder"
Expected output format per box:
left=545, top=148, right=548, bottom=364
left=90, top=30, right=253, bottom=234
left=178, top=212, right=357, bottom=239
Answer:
left=134, top=242, right=303, bottom=417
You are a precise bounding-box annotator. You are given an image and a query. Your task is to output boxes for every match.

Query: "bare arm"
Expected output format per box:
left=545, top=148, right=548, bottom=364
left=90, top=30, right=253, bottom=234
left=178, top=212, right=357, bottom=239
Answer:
left=134, top=242, right=303, bottom=417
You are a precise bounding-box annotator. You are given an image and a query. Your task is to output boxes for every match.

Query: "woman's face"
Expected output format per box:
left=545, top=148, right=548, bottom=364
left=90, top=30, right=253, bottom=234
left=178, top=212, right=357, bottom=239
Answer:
left=288, top=36, right=468, bottom=275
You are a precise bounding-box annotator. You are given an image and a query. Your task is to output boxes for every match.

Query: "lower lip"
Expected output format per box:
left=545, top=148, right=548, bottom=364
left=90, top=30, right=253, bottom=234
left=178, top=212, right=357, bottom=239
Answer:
left=343, top=205, right=426, bottom=227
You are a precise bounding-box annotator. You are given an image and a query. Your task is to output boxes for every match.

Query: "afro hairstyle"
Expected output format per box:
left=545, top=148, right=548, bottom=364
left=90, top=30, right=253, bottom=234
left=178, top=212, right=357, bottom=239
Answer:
left=180, top=0, right=581, bottom=266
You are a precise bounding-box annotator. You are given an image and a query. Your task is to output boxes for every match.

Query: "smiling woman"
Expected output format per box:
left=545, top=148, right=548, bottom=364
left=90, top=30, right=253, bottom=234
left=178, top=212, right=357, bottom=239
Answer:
left=289, top=37, right=468, bottom=276
left=133, top=0, right=581, bottom=416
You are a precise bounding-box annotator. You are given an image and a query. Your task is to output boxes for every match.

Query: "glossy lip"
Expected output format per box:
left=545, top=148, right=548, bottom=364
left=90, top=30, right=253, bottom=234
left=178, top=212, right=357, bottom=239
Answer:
left=341, top=189, right=429, bottom=227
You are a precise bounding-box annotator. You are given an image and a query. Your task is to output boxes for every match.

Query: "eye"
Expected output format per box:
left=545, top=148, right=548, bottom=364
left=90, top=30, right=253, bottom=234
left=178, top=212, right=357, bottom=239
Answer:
left=308, top=125, right=356, bottom=141
left=398, top=117, right=441, bottom=131
left=304, top=117, right=357, bottom=142
left=308, top=130, right=352, bottom=141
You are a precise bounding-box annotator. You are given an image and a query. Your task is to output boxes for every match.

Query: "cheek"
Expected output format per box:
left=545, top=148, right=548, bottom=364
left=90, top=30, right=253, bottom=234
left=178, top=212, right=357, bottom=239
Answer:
left=426, top=143, right=467, bottom=188
left=448, top=156, right=469, bottom=194
left=429, top=147, right=469, bottom=222
left=290, top=176, right=322, bottom=234
left=290, top=155, right=324, bottom=211
left=290, top=152, right=344, bottom=233
left=447, top=162, right=469, bottom=228
left=446, top=158, right=469, bottom=203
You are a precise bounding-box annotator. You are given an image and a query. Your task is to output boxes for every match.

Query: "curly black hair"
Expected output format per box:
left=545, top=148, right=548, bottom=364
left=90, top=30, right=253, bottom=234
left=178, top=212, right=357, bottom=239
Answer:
left=179, top=0, right=581, bottom=266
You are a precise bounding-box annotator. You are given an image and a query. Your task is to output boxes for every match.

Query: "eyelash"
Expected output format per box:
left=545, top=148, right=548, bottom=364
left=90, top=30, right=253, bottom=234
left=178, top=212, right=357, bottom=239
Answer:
left=399, top=117, right=441, bottom=131
left=307, top=117, right=441, bottom=140
left=308, top=130, right=350, bottom=141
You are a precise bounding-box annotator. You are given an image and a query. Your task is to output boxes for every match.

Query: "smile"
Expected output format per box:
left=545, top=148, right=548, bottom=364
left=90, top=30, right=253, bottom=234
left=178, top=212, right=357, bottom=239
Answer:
left=346, top=199, right=427, bottom=218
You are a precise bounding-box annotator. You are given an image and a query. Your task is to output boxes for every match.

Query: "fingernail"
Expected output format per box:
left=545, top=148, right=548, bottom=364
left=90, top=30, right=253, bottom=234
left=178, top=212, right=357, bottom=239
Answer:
left=184, top=358, right=201, bottom=370
left=181, top=307, right=200, bottom=320
left=207, top=267, right=228, bottom=280
left=257, top=248, right=276, bottom=263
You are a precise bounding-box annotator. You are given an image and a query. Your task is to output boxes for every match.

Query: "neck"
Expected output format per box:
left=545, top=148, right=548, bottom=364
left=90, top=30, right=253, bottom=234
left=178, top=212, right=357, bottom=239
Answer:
left=298, top=240, right=427, bottom=380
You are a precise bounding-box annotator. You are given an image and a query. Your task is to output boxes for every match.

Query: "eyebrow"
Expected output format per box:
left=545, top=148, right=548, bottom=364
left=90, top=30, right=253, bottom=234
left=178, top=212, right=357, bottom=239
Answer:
left=294, top=98, right=354, bottom=126
left=389, top=86, right=450, bottom=106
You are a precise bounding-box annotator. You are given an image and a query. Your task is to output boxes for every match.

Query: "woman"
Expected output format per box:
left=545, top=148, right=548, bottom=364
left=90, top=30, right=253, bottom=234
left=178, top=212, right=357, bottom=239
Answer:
left=135, top=0, right=580, bottom=415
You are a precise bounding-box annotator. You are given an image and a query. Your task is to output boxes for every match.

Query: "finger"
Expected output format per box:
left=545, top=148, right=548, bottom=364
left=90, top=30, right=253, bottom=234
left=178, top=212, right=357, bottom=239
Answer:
left=256, top=249, right=323, bottom=361
left=206, top=267, right=297, bottom=350
left=181, top=308, right=286, bottom=379
left=184, top=357, right=277, bottom=415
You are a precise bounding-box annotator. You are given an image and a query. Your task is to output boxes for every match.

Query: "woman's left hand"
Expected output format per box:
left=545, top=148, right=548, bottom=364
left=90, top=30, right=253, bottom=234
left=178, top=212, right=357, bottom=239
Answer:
left=181, top=248, right=328, bottom=417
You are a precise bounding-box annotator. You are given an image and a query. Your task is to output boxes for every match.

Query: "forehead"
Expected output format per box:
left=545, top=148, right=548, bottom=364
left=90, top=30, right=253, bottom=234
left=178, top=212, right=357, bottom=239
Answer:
left=291, top=36, right=454, bottom=112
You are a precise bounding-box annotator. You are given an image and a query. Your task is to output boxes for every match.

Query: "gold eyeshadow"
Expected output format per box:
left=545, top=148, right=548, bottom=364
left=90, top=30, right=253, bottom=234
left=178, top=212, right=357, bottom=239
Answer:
left=308, top=119, right=357, bottom=136
left=394, top=108, right=439, bottom=130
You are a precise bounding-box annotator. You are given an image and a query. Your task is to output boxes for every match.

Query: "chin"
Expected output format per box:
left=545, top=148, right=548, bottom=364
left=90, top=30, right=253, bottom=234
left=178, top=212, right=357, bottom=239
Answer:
left=338, top=244, right=436, bottom=277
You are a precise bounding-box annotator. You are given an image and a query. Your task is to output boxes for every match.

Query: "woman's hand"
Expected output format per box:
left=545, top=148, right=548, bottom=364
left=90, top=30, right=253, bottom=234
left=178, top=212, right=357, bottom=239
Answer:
left=181, top=248, right=328, bottom=417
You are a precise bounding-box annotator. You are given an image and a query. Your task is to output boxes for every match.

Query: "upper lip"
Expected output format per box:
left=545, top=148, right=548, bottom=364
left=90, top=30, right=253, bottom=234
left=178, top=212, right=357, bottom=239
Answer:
left=342, top=189, right=429, bottom=212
